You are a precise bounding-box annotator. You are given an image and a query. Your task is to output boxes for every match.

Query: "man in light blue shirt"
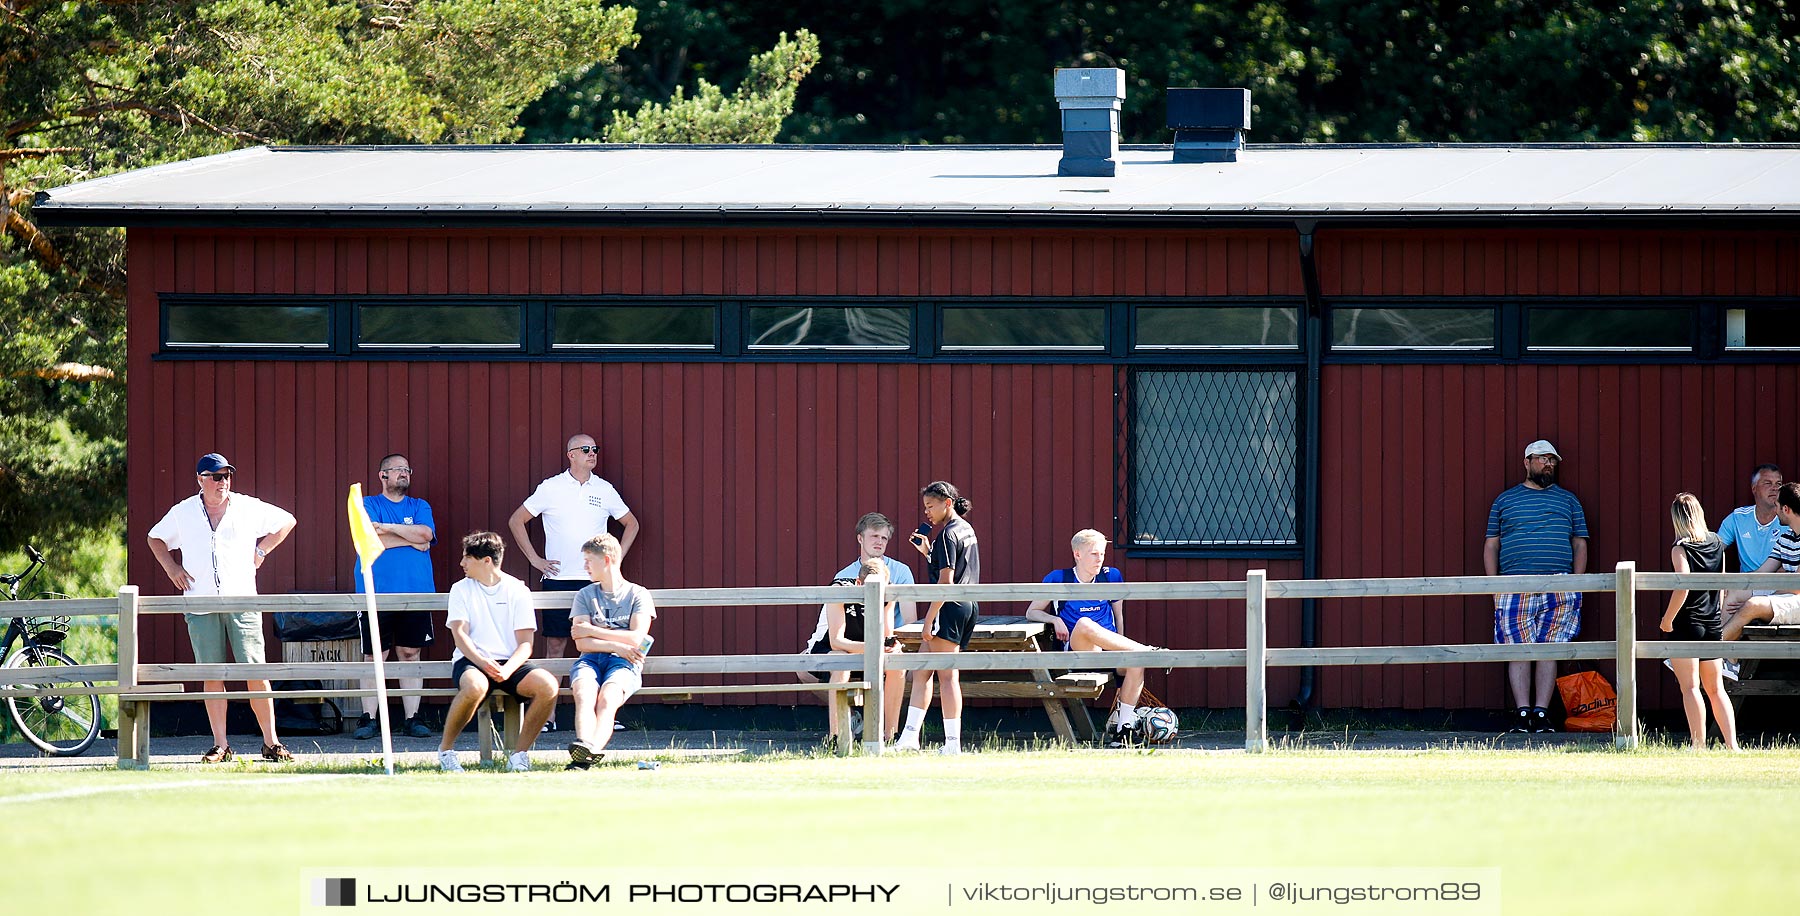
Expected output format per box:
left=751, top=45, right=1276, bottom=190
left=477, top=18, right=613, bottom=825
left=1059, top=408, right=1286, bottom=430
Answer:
left=1719, top=464, right=1786, bottom=618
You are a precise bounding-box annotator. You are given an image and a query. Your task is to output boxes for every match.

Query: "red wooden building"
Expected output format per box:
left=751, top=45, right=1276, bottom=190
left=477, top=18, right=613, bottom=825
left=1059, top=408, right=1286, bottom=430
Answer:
left=36, top=140, right=1800, bottom=715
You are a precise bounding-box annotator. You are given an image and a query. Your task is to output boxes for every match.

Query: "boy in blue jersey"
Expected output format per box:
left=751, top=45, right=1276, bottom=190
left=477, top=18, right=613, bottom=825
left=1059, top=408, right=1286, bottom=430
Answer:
left=1483, top=439, right=1591, bottom=734
left=351, top=453, right=437, bottom=740
left=1024, top=529, right=1160, bottom=747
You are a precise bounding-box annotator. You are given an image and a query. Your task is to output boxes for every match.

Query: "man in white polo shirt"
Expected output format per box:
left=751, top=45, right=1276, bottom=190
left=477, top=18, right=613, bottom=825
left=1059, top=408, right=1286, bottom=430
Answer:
left=146, top=452, right=298, bottom=764
left=507, top=433, right=641, bottom=690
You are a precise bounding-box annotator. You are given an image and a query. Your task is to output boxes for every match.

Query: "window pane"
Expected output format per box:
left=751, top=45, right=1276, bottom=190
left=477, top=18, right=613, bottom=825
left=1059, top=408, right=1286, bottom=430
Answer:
left=554, top=306, right=714, bottom=348
left=358, top=305, right=520, bottom=347
left=1527, top=308, right=1689, bottom=349
left=1136, top=307, right=1298, bottom=348
left=166, top=305, right=329, bottom=348
left=1726, top=308, right=1800, bottom=349
left=747, top=306, right=911, bottom=348
left=1331, top=308, right=1493, bottom=349
left=942, top=307, right=1104, bottom=349
left=1131, top=370, right=1297, bottom=545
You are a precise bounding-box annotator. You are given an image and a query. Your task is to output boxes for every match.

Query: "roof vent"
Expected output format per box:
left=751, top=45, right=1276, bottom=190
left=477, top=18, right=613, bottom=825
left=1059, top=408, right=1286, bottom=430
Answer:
left=1167, top=88, right=1250, bottom=163
left=1055, top=68, right=1124, bottom=177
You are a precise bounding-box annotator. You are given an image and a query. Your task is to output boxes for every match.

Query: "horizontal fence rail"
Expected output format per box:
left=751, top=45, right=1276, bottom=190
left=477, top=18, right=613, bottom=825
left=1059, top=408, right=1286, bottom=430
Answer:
left=6, top=566, right=1800, bottom=764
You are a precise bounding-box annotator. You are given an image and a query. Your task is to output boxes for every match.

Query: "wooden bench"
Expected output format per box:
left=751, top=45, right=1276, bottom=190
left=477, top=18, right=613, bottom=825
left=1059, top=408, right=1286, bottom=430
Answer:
left=894, top=616, right=1115, bottom=743
left=1725, top=623, right=1800, bottom=701
left=115, top=657, right=870, bottom=768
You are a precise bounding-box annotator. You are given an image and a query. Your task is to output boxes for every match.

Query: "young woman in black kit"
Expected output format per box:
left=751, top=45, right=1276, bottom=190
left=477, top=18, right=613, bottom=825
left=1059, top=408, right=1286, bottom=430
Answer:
left=894, top=481, right=980, bottom=754
left=1660, top=492, right=1739, bottom=751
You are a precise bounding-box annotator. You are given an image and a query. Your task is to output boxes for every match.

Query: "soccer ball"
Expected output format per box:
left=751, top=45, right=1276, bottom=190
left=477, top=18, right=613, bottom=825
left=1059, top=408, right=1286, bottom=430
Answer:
left=1140, top=707, right=1179, bottom=745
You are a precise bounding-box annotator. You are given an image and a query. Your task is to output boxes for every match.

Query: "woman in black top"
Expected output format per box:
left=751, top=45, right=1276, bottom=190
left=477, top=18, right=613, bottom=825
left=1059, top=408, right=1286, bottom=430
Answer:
left=1660, top=493, right=1739, bottom=750
left=893, top=481, right=979, bottom=754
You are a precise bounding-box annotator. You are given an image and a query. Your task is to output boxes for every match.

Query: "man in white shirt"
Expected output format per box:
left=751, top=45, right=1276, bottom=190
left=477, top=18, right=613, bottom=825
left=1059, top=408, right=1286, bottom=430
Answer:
left=146, top=453, right=297, bottom=764
left=436, top=531, right=559, bottom=772
left=508, top=434, right=641, bottom=679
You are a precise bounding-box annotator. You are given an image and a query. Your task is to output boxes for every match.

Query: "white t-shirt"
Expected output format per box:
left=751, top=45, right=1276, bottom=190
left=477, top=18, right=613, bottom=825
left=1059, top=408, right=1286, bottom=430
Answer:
left=446, top=572, right=536, bottom=662
left=147, top=493, right=297, bottom=597
left=521, top=471, right=630, bottom=581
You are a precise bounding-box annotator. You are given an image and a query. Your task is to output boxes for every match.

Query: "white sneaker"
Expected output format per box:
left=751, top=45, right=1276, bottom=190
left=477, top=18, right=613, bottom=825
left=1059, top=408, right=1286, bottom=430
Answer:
left=1723, top=660, right=1742, bottom=681
left=437, top=750, right=463, bottom=772
left=507, top=750, right=532, bottom=772
left=893, top=735, right=920, bottom=752
left=938, top=742, right=962, bottom=756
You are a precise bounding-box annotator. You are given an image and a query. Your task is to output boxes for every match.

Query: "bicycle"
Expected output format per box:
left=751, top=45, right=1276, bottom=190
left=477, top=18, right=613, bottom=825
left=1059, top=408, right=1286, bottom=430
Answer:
left=1, top=545, right=101, bottom=756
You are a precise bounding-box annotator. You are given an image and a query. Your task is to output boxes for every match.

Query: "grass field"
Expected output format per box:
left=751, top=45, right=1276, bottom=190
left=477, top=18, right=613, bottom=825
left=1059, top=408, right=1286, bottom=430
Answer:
left=3, top=744, right=1797, bottom=915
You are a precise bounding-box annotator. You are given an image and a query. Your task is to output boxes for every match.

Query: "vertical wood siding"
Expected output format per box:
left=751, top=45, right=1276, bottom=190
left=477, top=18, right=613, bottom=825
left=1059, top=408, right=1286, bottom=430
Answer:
left=125, top=226, right=1798, bottom=711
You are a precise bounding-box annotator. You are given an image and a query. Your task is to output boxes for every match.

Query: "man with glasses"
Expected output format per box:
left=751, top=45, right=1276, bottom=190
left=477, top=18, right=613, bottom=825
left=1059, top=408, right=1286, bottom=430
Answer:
left=350, top=453, right=437, bottom=740
left=1484, top=439, right=1591, bottom=735
left=146, top=453, right=298, bottom=763
left=508, top=434, right=641, bottom=723
left=1719, top=464, right=1787, bottom=622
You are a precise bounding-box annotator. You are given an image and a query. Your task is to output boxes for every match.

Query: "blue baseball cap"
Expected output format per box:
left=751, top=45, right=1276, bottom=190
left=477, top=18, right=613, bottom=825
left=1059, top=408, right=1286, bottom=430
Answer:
left=195, top=453, right=235, bottom=474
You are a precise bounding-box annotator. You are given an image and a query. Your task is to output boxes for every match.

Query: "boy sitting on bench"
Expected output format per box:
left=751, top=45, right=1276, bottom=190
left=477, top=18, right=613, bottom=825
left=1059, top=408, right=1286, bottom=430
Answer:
left=565, top=533, right=656, bottom=770
left=437, top=531, right=559, bottom=772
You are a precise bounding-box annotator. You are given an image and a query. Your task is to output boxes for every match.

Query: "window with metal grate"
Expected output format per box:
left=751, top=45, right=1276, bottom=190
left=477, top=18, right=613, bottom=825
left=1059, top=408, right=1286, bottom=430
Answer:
left=1128, top=369, right=1298, bottom=546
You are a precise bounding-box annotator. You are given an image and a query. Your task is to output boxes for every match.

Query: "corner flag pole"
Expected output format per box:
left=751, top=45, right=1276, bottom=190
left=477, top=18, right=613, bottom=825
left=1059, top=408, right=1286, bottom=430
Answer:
left=348, top=484, right=395, bottom=776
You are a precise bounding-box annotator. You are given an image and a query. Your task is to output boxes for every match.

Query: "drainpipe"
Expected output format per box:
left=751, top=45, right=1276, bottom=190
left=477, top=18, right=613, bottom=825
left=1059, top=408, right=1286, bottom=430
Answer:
left=1294, top=220, right=1324, bottom=710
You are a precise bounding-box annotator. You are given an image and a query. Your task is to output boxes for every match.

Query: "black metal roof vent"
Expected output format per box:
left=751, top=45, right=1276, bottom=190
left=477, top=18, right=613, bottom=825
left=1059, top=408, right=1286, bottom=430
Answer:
left=1168, top=88, right=1251, bottom=163
left=1055, top=68, right=1124, bottom=177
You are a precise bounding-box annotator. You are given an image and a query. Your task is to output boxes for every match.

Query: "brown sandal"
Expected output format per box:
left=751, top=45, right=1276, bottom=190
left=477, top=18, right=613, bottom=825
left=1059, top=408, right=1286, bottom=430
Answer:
left=261, top=743, right=293, bottom=762
left=200, top=745, right=233, bottom=764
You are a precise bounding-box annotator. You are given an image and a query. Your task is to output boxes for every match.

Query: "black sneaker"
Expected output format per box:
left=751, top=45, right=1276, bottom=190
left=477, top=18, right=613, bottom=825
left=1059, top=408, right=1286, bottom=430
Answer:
left=1105, top=724, right=1137, bottom=748
left=404, top=717, right=432, bottom=739
left=567, top=739, right=603, bottom=767
left=351, top=714, right=377, bottom=740
left=564, top=760, right=591, bottom=771
left=1504, top=707, right=1532, bottom=734
left=1529, top=708, right=1556, bottom=734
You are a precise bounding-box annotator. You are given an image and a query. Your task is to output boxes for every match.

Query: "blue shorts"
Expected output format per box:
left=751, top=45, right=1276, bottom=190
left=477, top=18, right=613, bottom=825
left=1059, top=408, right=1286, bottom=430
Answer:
left=571, top=652, right=643, bottom=699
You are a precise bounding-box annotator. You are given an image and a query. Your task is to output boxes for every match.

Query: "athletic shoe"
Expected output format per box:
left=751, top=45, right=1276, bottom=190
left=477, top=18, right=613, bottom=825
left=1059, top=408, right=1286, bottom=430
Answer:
left=937, top=743, right=962, bottom=756
left=508, top=750, right=532, bottom=772
left=564, top=760, right=591, bottom=771
left=1105, top=725, right=1136, bottom=749
left=1504, top=707, right=1532, bottom=734
left=567, top=740, right=603, bottom=767
left=892, top=735, right=921, bottom=752
left=404, top=717, right=432, bottom=738
left=351, top=714, right=377, bottom=740
left=261, top=743, right=294, bottom=762
left=541, top=719, right=559, bottom=734
left=1529, top=708, right=1555, bottom=734
left=438, top=749, right=463, bottom=772
left=613, top=721, right=626, bottom=731
left=200, top=744, right=233, bottom=764
left=1723, top=660, right=1742, bottom=681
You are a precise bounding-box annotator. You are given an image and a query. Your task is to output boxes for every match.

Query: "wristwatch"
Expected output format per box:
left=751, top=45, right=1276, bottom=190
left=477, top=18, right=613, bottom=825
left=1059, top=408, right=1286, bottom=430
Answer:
left=255, top=547, right=267, bottom=559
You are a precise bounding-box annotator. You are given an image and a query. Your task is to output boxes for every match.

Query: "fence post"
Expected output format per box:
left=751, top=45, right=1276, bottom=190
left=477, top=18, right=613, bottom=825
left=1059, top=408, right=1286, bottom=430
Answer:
left=115, top=585, right=148, bottom=770
left=1245, top=569, right=1268, bottom=753
left=1614, top=561, right=1639, bottom=750
left=862, top=575, right=886, bottom=756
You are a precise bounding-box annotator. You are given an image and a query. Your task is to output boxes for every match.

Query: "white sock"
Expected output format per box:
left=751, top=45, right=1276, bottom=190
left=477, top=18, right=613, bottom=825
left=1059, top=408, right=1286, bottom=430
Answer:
left=895, top=707, right=926, bottom=747
left=1117, top=705, right=1139, bottom=728
left=942, top=717, right=961, bottom=745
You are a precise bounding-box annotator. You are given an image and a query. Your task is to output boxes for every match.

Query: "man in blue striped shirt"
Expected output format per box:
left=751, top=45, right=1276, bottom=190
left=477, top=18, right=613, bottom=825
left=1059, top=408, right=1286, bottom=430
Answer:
left=1484, top=439, right=1591, bottom=734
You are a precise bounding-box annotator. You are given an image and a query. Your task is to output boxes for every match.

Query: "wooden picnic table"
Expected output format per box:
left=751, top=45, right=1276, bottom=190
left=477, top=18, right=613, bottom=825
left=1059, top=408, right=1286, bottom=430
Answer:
left=893, top=615, right=1113, bottom=743
left=1726, top=623, right=1800, bottom=700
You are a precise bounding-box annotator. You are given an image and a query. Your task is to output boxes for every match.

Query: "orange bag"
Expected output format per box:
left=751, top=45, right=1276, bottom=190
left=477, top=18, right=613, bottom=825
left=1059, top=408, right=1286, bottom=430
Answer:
left=1556, top=670, right=1617, bottom=733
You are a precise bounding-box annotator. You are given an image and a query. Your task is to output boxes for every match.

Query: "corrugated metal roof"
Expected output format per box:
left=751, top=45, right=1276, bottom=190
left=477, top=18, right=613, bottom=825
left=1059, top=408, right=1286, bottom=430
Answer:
left=33, top=143, right=1800, bottom=226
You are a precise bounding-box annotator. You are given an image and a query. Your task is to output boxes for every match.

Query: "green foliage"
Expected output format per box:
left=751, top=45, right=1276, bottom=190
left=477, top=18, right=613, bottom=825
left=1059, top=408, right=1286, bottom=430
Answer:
left=522, top=0, right=1800, bottom=144
left=0, top=0, right=639, bottom=558
left=604, top=30, right=820, bottom=143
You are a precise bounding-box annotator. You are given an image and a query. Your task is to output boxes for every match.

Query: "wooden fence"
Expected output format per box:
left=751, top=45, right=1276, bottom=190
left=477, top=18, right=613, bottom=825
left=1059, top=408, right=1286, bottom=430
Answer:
left=4, top=563, right=1798, bottom=766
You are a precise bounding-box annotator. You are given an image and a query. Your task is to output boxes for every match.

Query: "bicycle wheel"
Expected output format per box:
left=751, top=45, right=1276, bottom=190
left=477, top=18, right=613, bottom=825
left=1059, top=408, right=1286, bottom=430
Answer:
left=3, top=646, right=101, bottom=756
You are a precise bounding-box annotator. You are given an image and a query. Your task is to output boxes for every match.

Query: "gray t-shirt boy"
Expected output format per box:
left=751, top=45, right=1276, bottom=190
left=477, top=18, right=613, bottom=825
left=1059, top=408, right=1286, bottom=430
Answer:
left=570, top=580, right=657, bottom=660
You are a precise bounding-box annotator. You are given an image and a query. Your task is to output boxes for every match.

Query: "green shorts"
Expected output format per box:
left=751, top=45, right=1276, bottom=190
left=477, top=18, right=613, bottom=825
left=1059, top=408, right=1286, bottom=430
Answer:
left=184, top=611, right=267, bottom=666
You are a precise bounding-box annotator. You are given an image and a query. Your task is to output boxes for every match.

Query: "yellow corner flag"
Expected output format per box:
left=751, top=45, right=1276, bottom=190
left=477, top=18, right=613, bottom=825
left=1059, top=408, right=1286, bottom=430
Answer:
left=348, top=483, right=386, bottom=567
left=348, top=483, right=395, bottom=774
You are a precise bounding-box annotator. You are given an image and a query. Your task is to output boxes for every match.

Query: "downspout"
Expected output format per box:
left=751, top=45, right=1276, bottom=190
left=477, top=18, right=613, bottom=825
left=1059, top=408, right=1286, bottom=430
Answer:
left=1294, top=220, right=1323, bottom=710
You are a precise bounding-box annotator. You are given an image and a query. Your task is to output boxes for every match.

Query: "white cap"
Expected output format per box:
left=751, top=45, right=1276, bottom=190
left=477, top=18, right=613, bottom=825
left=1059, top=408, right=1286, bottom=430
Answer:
left=1523, top=439, right=1561, bottom=459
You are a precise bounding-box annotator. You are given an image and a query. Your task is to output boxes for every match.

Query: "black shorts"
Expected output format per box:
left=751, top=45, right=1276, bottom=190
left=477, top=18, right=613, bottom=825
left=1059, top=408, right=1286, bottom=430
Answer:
left=359, top=609, right=434, bottom=655
left=539, top=578, right=586, bottom=638
left=1669, top=613, right=1724, bottom=643
left=451, top=657, right=546, bottom=698
left=929, top=602, right=978, bottom=650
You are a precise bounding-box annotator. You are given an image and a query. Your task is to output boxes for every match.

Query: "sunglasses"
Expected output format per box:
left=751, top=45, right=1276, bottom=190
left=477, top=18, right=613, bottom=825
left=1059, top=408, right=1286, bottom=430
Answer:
left=568, top=445, right=600, bottom=454
left=199, top=472, right=234, bottom=481
left=381, top=467, right=413, bottom=475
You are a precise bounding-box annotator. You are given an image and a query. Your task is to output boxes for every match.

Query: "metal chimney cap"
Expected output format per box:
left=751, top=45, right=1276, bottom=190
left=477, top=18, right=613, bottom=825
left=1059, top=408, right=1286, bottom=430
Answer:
left=1054, top=68, right=1126, bottom=101
left=1167, top=88, right=1252, bottom=130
